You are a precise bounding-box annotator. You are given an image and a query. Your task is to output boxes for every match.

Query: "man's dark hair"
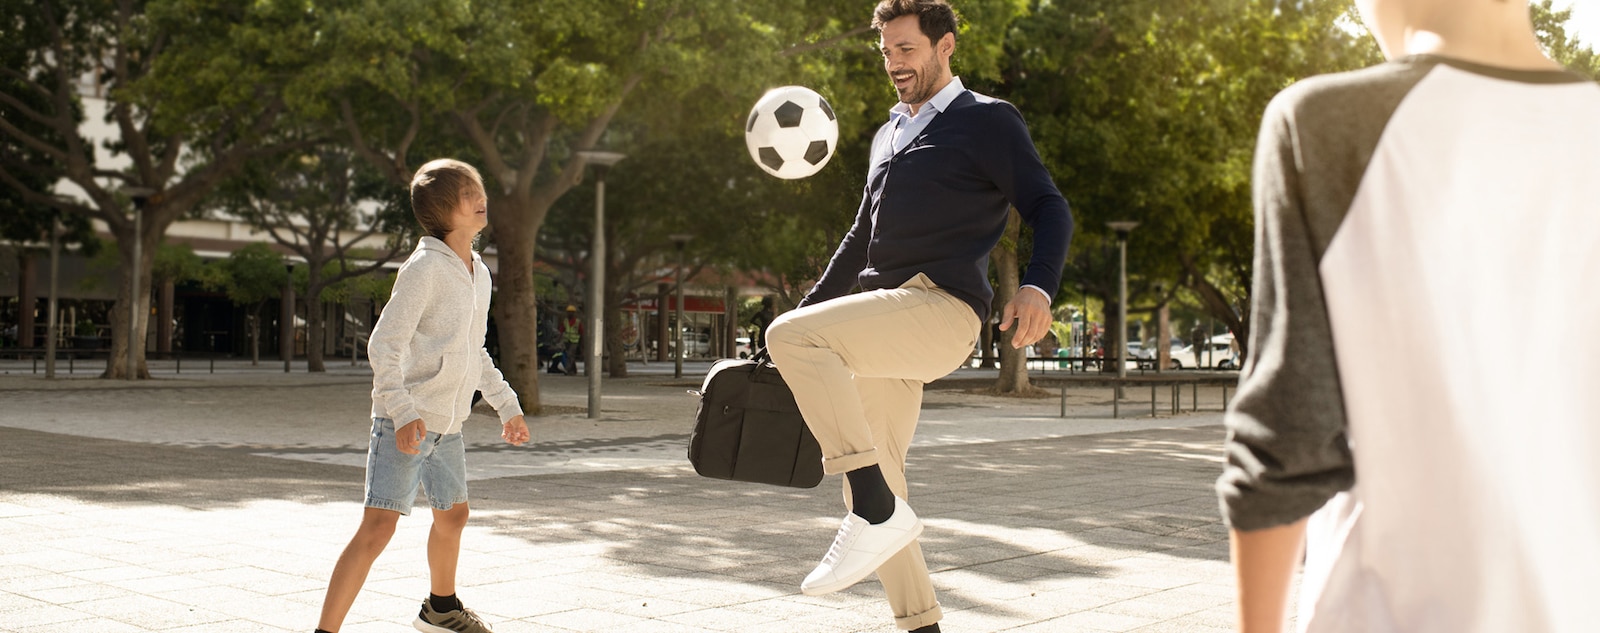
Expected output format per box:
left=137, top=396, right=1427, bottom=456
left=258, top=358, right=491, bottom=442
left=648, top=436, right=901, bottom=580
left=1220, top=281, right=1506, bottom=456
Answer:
left=872, top=0, right=958, bottom=44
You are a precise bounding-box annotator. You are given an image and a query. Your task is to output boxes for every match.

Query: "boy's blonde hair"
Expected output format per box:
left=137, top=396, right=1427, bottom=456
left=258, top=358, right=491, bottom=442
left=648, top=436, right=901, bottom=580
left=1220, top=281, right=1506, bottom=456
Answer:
left=410, top=159, right=484, bottom=239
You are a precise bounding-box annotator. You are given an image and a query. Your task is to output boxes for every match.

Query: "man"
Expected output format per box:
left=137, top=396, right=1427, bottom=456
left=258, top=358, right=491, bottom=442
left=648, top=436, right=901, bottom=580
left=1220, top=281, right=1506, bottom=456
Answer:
left=1219, top=1, right=1600, bottom=631
left=764, top=2, right=1072, bottom=630
left=557, top=305, right=581, bottom=375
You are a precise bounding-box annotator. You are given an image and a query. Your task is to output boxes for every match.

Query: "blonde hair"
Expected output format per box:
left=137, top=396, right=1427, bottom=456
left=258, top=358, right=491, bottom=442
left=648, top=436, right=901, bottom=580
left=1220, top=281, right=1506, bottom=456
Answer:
left=409, top=159, right=484, bottom=240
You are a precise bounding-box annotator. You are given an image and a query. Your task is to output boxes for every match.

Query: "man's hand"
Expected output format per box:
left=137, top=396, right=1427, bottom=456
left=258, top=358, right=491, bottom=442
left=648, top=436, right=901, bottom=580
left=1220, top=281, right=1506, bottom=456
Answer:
left=502, top=415, right=530, bottom=446
left=396, top=418, right=426, bottom=455
left=998, top=287, right=1052, bottom=348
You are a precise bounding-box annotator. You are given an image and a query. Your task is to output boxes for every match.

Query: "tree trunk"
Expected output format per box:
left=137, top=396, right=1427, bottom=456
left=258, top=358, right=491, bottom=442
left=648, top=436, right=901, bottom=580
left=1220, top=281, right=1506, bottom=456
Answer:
left=487, top=200, right=544, bottom=415
left=18, top=253, right=36, bottom=348
left=105, top=223, right=157, bottom=379
left=656, top=283, right=670, bottom=362
left=1190, top=274, right=1250, bottom=361
left=249, top=307, right=261, bottom=366
left=157, top=279, right=175, bottom=355
left=1156, top=301, right=1170, bottom=372
left=993, top=210, right=1033, bottom=394
left=1100, top=297, right=1121, bottom=374
left=604, top=275, right=628, bottom=378
left=305, top=267, right=327, bottom=373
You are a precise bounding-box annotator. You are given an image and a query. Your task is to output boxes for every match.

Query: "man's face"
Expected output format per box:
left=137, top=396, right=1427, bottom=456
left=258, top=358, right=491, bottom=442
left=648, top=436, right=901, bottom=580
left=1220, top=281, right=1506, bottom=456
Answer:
left=879, top=15, right=953, bottom=109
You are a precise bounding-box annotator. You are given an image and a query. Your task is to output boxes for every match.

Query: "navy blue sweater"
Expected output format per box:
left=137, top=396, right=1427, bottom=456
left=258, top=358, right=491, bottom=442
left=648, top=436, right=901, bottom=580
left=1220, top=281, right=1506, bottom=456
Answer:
left=800, top=90, right=1073, bottom=324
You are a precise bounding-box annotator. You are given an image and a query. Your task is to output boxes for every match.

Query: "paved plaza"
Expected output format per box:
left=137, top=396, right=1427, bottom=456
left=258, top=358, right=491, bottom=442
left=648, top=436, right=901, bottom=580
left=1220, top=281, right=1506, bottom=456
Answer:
left=0, top=359, right=1258, bottom=632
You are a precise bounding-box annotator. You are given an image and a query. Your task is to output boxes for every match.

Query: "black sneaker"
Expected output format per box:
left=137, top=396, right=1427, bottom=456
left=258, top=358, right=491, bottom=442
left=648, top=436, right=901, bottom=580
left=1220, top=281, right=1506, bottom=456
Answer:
left=414, top=600, right=493, bottom=633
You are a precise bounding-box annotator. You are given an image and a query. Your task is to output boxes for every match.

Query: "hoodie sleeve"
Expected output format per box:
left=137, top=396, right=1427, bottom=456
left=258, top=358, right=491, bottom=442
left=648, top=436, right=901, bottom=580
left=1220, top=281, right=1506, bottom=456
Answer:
left=368, top=257, right=433, bottom=426
left=476, top=347, right=523, bottom=422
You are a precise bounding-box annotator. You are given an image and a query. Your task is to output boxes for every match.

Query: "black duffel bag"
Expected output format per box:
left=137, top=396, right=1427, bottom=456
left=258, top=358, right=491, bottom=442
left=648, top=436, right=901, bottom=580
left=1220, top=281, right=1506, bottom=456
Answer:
left=688, top=349, right=823, bottom=488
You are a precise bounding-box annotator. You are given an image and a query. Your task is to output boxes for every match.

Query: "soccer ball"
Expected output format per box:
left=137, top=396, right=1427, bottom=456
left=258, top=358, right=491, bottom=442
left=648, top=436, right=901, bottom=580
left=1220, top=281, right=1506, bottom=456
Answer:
left=744, top=86, right=838, bottom=179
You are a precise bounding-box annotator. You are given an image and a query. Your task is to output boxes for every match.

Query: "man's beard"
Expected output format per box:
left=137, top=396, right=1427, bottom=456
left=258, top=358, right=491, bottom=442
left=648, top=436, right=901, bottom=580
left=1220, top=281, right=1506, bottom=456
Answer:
left=896, top=56, right=943, bottom=105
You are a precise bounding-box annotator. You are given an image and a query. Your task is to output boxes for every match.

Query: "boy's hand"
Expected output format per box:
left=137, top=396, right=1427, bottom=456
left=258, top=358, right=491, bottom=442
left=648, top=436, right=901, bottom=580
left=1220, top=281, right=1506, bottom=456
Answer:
left=396, top=418, right=426, bottom=455
left=502, top=415, right=530, bottom=446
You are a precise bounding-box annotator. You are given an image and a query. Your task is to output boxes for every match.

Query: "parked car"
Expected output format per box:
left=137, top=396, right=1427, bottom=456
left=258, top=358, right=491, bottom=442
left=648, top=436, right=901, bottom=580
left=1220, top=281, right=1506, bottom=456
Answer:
left=1179, top=335, right=1239, bottom=369
left=735, top=336, right=753, bottom=359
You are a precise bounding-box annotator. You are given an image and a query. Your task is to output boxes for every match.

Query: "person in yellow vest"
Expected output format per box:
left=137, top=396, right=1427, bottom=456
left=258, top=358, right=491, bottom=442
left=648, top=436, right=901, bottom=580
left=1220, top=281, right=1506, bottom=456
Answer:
left=557, top=305, right=582, bottom=375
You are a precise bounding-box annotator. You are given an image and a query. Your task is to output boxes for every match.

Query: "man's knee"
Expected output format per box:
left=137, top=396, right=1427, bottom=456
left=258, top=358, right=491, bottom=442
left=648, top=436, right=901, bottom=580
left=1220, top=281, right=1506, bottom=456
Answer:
left=765, top=312, right=806, bottom=350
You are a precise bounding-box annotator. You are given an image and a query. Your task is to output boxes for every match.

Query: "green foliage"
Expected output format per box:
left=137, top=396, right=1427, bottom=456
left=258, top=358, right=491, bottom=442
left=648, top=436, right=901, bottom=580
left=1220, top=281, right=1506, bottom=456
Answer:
left=1532, top=0, right=1600, bottom=78
left=205, top=243, right=287, bottom=307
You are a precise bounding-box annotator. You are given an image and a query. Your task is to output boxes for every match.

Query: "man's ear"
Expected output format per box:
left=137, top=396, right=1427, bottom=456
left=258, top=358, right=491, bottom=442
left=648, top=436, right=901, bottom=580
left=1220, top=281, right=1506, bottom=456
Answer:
left=939, top=31, right=955, bottom=59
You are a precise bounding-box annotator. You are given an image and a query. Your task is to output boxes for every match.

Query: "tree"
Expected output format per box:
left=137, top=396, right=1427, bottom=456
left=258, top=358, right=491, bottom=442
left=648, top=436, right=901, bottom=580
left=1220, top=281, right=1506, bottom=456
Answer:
left=213, top=146, right=409, bottom=372
left=0, top=0, right=308, bottom=377
left=201, top=243, right=287, bottom=366
left=997, top=0, right=1378, bottom=365
left=1533, top=0, right=1600, bottom=77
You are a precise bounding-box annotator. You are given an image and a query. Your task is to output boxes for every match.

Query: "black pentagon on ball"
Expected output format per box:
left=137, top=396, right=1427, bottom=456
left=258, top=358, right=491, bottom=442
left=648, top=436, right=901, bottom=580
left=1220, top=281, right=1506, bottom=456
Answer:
left=819, top=97, right=835, bottom=121
left=804, top=140, right=830, bottom=165
left=773, top=101, right=805, bottom=128
left=759, top=146, right=785, bottom=171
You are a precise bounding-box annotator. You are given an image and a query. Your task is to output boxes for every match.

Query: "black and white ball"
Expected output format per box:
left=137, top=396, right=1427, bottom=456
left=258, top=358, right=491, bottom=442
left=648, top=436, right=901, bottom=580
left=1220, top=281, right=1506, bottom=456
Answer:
left=744, top=86, right=838, bottom=180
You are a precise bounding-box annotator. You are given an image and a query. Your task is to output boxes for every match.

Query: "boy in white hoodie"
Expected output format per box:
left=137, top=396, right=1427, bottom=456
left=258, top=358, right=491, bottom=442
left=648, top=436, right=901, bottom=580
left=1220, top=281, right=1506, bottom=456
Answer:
left=316, top=158, right=529, bottom=633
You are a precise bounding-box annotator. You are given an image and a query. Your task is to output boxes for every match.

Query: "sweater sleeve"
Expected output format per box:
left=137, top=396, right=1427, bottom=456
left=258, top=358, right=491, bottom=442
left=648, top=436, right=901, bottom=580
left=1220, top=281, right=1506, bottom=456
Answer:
left=368, top=259, right=433, bottom=426
left=798, top=183, right=873, bottom=308
left=977, top=103, right=1073, bottom=299
left=1216, top=96, right=1354, bottom=531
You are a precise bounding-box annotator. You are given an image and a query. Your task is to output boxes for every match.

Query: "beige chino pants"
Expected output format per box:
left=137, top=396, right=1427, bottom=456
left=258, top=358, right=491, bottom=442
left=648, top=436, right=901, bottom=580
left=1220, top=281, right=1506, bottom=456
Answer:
left=766, top=274, right=979, bottom=630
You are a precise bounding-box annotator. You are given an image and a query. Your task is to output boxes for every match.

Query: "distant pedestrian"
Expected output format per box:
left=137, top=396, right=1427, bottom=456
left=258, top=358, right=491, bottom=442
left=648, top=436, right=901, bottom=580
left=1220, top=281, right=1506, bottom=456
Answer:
left=748, top=296, right=775, bottom=349
left=1218, top=2, right=1600, bottom=632
left=315, top=158, right=529, bottom=633
left=558, top=305, right=581, bottom=375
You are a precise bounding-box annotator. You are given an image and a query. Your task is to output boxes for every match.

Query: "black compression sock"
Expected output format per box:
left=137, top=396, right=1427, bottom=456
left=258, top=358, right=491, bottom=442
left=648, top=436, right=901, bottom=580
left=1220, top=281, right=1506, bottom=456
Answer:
left=429, top=593, right=462, bottom=613
left=910, top=624, right=940, bottom=632
left=845, top=464, right=895, bottom=524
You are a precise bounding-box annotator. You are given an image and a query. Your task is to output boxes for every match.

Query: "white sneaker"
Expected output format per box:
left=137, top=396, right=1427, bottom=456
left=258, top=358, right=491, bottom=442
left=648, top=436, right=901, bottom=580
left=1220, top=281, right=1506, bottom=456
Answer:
left=801, top=497, right=923, bottom=596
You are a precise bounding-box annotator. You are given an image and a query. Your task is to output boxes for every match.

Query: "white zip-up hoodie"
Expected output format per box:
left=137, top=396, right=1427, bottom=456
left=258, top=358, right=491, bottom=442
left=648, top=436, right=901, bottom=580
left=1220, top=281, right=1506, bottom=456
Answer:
left=369, top=237, right=522, bottom=435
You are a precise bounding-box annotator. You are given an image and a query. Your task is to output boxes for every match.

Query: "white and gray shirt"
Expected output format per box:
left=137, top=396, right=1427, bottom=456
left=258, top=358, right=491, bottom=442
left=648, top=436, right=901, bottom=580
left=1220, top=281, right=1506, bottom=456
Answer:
left=1217, top=55, right=1600, bottom=633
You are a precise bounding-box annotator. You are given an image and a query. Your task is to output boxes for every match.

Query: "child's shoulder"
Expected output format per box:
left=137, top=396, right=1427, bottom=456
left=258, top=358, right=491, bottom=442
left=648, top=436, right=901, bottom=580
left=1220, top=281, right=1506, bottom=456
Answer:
left=1267, top=60, right=1438, bottom=129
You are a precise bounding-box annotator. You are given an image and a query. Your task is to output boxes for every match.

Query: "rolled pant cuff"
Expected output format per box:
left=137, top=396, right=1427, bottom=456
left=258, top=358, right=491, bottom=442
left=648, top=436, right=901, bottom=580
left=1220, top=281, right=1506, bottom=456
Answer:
left=821, top=449, right=880, bottom=475
left=895, top=603, right=942, bottom=630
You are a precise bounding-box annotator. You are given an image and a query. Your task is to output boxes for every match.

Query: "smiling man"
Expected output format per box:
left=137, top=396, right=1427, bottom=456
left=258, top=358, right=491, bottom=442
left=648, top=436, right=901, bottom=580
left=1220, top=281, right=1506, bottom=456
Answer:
left=762, top=1, right=1073, bottom=631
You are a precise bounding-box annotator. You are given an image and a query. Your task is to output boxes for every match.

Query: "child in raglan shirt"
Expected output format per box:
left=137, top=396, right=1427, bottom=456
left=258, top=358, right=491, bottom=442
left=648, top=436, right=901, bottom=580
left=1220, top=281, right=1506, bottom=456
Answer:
left=316, top=159, right=529, bottom=633
left=1219, top=2, right=1600, bottom=632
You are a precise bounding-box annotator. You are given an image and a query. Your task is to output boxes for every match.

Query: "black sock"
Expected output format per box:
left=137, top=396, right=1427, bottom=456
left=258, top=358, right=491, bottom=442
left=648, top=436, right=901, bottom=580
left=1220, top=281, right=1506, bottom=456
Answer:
left=429, top=593, right=462, bottom=613
left=910, top=624, right=940, bottom=633
left=314, top=630, right=335, bottom=633
left=845, top=464, right=895, bottom=524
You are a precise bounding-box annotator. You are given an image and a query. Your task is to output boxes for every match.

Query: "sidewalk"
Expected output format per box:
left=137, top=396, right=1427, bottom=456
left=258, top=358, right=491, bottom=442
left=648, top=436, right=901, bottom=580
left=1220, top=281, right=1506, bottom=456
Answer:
left=0, top=361, right=1246, bottom=632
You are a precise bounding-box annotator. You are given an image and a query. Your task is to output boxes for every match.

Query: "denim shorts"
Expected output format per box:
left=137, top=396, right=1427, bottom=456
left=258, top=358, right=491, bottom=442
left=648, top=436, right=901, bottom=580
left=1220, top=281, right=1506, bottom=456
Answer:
left=364, top=417, right=468, bottom=515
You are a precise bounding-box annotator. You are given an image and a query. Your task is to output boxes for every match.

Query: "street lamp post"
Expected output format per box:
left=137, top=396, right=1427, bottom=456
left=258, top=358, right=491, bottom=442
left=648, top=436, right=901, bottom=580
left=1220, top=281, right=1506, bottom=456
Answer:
left=668, top=234, right=693, bottom=379
left=577, top=150, right=626, bottom=419
left=1106, top=221, right=1140, bottom=395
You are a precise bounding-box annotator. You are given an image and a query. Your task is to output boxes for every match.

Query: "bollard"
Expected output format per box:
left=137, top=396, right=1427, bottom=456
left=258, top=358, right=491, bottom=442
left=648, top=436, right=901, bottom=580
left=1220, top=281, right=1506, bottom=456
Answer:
left=175, top=354, right=181, bottom=374
left=1059, top=383, right=1067, bottom=418
left=1150, top=384, right=1157, bottom=418
left=1112, top=383, right=1120, bottom=419
left=1193, top=382, right=1199, bottom=412
left=1223, top=385, right=1230, bottom=409
left=210, top=357, right=215, bottom=374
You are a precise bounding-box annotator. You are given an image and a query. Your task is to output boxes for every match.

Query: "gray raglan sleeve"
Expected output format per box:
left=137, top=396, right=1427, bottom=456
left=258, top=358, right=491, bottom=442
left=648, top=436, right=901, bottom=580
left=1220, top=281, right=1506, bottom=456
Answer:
left=1216, top=94, right=1355, bottom=531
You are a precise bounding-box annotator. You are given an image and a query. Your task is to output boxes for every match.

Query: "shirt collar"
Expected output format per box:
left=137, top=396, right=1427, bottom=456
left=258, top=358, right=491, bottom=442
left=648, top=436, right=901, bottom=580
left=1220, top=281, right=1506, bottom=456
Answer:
left=889, top=76, right=966, bottom=121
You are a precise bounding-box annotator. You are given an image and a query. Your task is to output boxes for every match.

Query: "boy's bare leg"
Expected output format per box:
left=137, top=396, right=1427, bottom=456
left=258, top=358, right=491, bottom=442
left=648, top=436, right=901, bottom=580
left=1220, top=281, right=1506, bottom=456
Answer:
left=428, top=502, right=471, bottom=597
left=318, top=507, right=401, bottom=631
